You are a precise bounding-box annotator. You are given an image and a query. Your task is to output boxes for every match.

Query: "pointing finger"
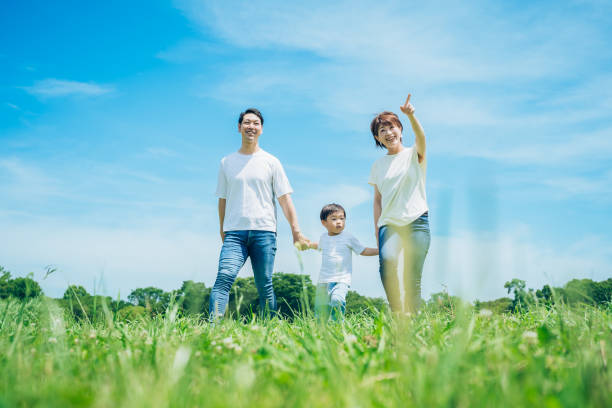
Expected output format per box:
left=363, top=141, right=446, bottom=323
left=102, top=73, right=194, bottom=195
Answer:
left=404, top=94, right=411, bottom=106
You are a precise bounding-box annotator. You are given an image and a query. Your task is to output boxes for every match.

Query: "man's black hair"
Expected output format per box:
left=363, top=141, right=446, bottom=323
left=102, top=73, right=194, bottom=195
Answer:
left=320, top=203, right=346, bottom=221
left=238, top=108, right=264, bottom=125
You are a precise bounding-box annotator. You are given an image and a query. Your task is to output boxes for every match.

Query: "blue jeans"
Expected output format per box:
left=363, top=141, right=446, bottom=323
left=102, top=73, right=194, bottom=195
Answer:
left=315, top=282, right=349, bottom=321
left=378, top=212, right=430, bottom=313
left=209, top=230, right=277, bottom=318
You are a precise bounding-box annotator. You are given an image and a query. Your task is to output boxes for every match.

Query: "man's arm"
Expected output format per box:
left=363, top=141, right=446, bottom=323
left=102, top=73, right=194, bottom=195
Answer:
left=373, top=186, right=382, bottom=247
left=218, top=198, right=226, bottom=241
left=277, top=193, right=310, bottom=248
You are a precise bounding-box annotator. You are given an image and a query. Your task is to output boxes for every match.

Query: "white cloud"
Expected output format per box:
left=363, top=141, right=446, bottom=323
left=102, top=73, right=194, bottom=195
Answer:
left=23, top=79, right=114, bottom=98
left=0, top=219, right=220, bottom=298
left=175, top=0, right=612, bottom=168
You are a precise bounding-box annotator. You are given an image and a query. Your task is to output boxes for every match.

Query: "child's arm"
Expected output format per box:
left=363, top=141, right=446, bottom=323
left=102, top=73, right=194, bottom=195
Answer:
left=360, top=247, right=378, bottom=256
left=308, top=242, right=319, bottom=250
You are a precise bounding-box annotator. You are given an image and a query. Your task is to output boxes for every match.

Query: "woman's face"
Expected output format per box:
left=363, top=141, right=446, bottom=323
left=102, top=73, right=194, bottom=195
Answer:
left=375, top=124, right=402, bottom=150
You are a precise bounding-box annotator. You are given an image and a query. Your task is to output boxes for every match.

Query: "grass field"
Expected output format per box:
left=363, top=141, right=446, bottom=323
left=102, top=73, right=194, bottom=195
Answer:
left=1, top=298, right=611, bottom=407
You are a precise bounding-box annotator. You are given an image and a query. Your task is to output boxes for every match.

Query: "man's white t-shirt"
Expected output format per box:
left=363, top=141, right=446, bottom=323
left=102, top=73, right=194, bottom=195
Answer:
left=216, top=150, right=292, bottom=232
left=368, top=145, right=428, bottom=227
left=317, top=231, right=366, bottom=285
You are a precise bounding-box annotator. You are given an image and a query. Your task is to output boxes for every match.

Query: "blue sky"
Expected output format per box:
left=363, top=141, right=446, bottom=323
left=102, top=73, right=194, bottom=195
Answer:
left=1, top=0, right=611, bottom=301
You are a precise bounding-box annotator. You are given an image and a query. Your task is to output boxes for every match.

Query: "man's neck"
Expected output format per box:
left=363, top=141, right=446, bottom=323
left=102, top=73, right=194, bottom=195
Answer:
left=238, top=143, right=260, bottom=155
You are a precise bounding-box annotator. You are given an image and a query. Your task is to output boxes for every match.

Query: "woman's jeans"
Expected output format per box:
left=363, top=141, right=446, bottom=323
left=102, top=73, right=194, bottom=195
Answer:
left=315, top=282, right=349, bottom=321
left=209, top=230, right=277, bottom=319
left=378, top=213, right=430, bottom=313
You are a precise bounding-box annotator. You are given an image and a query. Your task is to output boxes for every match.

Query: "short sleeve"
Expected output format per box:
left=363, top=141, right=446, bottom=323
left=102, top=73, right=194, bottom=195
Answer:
left=318, top=233, right=327, bottom=251
left=215, top=160, right=227, bottom=198
left=367, top=161, right=377, bottom=186
left=347, top=233, right=366, bottom=255
left=271, top=158, right=293, bottom=198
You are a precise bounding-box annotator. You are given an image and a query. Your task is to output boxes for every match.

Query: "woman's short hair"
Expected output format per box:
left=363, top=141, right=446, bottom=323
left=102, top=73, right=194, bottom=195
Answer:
left=370, top=111, right=403, bottom=148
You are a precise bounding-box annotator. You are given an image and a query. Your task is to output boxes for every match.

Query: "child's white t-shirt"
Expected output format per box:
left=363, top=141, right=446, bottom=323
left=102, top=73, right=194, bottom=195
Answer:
left=368, top=145, right=428, bottom=227
left=216, top=150, right=293, bottom=232
left=317, top=231, right=366, bottom=285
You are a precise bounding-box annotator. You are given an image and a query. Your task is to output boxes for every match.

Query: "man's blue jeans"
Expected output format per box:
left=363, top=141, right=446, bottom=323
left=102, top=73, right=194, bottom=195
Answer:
left=315, top=282, right=349, bottom=321
left=378, top=212, right=430, bottom=313
left=209, top=230, right=277, bottom=318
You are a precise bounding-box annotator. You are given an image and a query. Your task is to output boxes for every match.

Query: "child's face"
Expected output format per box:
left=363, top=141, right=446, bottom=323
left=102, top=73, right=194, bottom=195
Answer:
left=322, top=211, right=345, bottom=235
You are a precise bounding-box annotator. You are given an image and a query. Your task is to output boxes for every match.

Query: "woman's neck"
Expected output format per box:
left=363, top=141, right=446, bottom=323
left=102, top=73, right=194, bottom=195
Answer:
left=387, top=144, right=404, bottom=155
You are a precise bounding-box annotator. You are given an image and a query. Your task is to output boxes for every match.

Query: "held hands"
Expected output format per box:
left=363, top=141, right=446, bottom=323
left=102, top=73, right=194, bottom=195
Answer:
left=293, top=232, right=313, bottom=251
left=399, top=93, right=415, bottom=116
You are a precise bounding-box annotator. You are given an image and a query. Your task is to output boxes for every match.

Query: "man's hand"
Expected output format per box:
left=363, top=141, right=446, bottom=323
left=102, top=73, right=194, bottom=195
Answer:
left=220, top=229, right=225, bottom=242
left=399, top=93, right=415, bottom=116
left=292, top=231, right=311, bottom=251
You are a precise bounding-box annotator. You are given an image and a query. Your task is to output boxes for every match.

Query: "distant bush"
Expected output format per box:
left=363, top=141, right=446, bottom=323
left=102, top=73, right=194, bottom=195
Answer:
left=0, top=267, right=42, bottom=300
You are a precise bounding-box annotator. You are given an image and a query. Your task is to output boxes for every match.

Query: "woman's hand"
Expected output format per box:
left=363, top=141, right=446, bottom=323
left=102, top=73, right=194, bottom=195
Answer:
left=399, top=94, right=415, bottom=116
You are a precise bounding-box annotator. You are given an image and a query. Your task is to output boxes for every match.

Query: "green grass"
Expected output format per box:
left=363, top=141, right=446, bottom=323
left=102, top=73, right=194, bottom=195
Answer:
left=1, top=298, right=611, bottom=407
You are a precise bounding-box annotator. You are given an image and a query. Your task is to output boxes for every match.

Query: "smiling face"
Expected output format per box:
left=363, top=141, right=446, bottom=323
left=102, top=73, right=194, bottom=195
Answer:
left=321, top=210, right=346, bottom=236
left=370, top=112, right=404, bottom=151
left=238, top=113, right=263, bottom=145
left=375, top=123, right=403, bottom=150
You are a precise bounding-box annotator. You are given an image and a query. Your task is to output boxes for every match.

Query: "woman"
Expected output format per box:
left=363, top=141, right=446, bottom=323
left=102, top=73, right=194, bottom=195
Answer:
left=368, top=94, right=430, bottom=313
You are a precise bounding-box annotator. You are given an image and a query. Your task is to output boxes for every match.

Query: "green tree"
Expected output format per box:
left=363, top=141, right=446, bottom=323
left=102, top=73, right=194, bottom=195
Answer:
left=7, top=276, right=42, bottom=300
left=273, top=273, right=315, bottom=318
left=177, top=280, right=210, bottom=316
left=116, top=305, right=147, bottom=322
left=345, top=291, right=387, bottom=316
left=474, top=297, right=512, bottom=314
left=0, top=266, right=11, bottom=299
left=427, top=291, right=467, bottom=313
left=504, top=278, right=534, bottom=312
left=128, top=287, right=172, bottom=315
left=592, top=278, right=612, bottom=305
left=226, top=277, right=259, bottom=317
left=62, top=285, right=92, bottom=320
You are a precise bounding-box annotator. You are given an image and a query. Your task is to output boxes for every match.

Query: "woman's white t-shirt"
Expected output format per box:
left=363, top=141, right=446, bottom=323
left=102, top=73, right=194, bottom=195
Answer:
left=216, top=149, right=293, bottom=232
left=368, top=145, right=428, bottom=227
left=317, top=231, right=366, bottom=285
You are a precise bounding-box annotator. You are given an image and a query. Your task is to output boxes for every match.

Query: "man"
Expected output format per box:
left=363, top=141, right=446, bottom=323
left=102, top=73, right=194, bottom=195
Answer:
left=210, top=108, right=309, bottom=318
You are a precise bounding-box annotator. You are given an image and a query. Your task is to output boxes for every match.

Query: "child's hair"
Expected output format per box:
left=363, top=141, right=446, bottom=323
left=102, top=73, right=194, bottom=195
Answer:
left=320, top=203, right=346, bottom=221
left=370, top=111, right=403, bottom=148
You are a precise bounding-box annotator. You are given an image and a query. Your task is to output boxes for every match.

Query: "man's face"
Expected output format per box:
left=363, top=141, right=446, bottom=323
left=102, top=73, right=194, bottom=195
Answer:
left=321, top=211, right=346, bottom=235
left=238, top=113, right=263, bottom=144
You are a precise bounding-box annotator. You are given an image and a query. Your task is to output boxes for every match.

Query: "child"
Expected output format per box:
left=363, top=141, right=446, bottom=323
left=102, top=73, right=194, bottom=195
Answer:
left=308, top=203, right=378, bottom=320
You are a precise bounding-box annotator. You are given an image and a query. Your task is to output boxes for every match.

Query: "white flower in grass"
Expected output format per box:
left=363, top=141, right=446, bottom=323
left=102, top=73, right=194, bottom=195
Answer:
left=345, top=334, right=358, bottom=345
left=222, top=336, right=235, bottom=347
left=479, top=309, right=493, bottom=318
left=48, top=337, right=57, bottom=344
left=522, top=330, right=538, bottom=343
left=88, top=330, right=97, bottom=339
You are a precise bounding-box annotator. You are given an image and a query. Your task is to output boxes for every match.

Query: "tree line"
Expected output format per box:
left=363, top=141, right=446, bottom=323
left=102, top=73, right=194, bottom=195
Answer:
left=2, top=265, right=610, bottom=321
left=0, top=265, right=386, bottom=321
